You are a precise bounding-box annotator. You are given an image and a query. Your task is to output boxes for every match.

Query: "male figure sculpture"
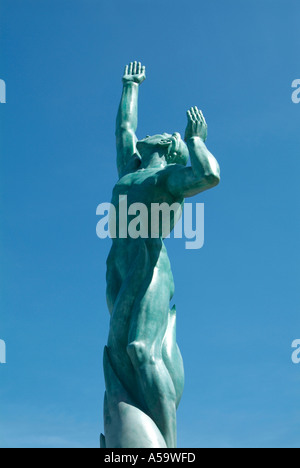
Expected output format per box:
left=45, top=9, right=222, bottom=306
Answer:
left=101, top=62, right=220, bottom=449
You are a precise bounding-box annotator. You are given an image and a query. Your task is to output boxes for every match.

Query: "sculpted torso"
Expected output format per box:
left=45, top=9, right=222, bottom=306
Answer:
left=111, top=165, right=184, bottom=240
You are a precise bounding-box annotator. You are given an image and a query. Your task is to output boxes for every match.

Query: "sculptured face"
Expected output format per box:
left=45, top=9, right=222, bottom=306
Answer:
left=137, top=133, right=189, bottom=166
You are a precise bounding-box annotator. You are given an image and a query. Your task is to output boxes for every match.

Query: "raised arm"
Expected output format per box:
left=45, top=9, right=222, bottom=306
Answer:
left=167, top=107, right=220, bottom=198
left=116, top=61, right=146, bottom=177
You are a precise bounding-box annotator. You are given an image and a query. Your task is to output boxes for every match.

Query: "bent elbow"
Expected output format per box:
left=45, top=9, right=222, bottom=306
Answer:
left=204, top=157, right=220, bottom=188
left=204, top=172, right=220, bottom=188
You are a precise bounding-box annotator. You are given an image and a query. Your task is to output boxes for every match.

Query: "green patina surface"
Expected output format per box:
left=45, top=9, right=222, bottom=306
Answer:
left=101, top=62, right=220, bottom=448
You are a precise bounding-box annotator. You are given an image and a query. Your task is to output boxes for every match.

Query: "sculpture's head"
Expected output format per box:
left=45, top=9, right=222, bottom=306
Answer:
left=136, top=133, right=189, bottom=166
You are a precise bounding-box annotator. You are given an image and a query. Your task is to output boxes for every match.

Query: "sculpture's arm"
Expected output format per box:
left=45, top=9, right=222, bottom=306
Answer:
left=116, top=62, right=146, bottom=177
left=167, top=107, right=220, bottom=198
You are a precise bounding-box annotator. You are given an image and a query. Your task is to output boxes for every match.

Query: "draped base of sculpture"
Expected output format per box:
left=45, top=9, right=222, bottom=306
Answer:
left=101, top=62, right=220, bottom=448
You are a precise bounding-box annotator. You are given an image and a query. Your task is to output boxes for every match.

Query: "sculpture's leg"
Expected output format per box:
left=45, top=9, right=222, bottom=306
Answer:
left=103, top=346, right=167, bottom=448
left=127, top=246, right=177, bottom=448
left=104, top=239, right=183, bottom=448
left=162, top=305, right=185, bottom=409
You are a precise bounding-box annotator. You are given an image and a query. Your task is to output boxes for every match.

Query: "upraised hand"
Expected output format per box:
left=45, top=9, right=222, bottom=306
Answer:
left=184, top=107, right=208, bottom=142
left=123, top=61, right=146, bottom=86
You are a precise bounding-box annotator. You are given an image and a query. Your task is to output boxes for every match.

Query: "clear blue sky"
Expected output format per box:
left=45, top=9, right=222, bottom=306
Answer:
left=0, top=0, right=300, bottom=448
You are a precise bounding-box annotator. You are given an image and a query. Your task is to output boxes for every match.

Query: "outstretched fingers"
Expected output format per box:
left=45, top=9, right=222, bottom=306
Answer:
left=185, top=106, right=208, bottom=142
left=187, top=109, right=194, bottom=123
left=125, top=61, right=145, bottom=77
left=196, top=107, right=206, bottom=125
left=192, top=107, right=198, bottom=122
left=187, top=107, right=198, bottom=123
left=187, top=106, right=206, bottom=124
